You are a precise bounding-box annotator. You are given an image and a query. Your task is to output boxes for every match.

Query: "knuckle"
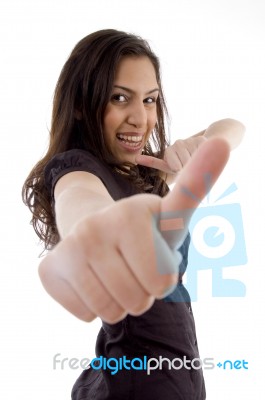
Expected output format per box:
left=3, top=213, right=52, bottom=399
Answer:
left=101, top=308, right=127, bottom=324
left=94, top=297, right=125, bottom=323
left=128, top=296, right=155, bottom=316
left=152, top=274, right=178, bottom=298
left=197, top=136, right=207, bottom=145
left=74, top=216, right=105, bottom=255
left=116, top=199, right=147, bottom=229
left=75, top=216, right=96, bottom=241
left=77, top=310, right=96, bottom=323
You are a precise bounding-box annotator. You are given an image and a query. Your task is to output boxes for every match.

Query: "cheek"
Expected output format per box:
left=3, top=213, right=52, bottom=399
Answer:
left=103, top=112, right=114, bottom=141
left=148, top=109, right=158, bottom=130
left=103, top=108, right=121, bottom=135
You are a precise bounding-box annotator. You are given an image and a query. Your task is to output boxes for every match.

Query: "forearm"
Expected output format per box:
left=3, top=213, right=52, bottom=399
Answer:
left=55, top=186, right=114, bottom=239
left=52, top=171, right=115, bottom=239
left=201, top=118, right=245, bottom=150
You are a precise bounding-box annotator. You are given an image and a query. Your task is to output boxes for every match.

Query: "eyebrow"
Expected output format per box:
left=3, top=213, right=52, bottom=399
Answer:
left=113, top=85, right=159, bottom=95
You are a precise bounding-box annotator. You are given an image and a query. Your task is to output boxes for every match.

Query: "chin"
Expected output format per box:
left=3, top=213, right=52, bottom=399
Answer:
left=116, top=151, right=140, bottom=165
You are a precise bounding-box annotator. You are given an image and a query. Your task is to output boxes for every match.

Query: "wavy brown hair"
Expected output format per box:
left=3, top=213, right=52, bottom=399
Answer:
left=22, top=29, right=170, bottom=251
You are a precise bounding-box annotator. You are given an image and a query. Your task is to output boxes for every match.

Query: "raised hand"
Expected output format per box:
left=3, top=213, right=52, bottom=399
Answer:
left=135, top=136, right=206, bottom=182
left=38, top=138, right=230, bottom=324
left=135, top=118, right=245, bottom=184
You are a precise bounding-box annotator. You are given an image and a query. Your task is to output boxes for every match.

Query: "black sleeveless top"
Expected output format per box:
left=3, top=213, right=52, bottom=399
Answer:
left=45, top=149, right=206, bottom=400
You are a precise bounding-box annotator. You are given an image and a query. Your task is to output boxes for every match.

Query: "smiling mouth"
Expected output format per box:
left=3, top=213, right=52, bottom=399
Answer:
left=116, top=133, right=144, bottom=147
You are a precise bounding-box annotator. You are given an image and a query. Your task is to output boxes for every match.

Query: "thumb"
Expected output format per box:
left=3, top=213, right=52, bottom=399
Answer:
left=159, top=138, right=230, bottom=248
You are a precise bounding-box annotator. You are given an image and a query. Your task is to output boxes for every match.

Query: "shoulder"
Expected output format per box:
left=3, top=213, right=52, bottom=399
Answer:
left=44, top=149, right=137, bottom=201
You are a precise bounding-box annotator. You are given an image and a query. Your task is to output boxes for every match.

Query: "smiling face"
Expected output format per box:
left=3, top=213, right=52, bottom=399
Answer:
left=103, top=56, right=159, bottom=164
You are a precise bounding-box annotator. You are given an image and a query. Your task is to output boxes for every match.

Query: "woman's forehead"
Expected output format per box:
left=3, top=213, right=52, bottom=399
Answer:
left=113, top=56, right=158, bottom=90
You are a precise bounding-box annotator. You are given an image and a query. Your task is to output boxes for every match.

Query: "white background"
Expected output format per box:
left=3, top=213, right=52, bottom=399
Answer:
left=1, top=0, right=264, bottom=398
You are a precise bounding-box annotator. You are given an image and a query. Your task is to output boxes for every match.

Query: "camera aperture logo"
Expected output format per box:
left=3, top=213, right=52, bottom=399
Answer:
left=156, top=177, right=247, bottom=301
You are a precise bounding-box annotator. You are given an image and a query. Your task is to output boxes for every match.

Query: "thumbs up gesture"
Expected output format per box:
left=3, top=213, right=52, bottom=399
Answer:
left=39, top=138, right=230, bottom=324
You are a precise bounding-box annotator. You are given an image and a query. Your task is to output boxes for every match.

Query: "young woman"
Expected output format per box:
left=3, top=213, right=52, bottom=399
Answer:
left=22, top=29, right=244, bottom=399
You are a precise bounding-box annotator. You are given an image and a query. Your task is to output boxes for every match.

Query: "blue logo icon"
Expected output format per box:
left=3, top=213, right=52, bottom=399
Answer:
left=187, top=201, right=247, bottom=300
left=157, top=179, right=247, bottom=301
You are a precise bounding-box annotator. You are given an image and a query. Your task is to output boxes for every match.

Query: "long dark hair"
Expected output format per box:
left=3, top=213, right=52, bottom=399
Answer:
left=22, top=29, right=170, bottom=251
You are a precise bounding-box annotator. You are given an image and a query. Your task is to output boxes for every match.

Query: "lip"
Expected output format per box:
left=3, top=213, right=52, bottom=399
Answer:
left=117, top=132, right=145, bottom=136
left=116, top=134, right=144, bottom=152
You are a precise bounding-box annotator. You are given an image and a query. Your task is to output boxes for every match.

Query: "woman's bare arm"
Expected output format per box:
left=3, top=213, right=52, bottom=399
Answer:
left=192, top=118, right=245, bottom=150
left=54, top=171, right=114, bottom=238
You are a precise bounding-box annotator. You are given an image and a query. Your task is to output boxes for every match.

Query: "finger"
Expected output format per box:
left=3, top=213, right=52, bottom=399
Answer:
left=71, top=263, right=127, bottom=324
left=135, top=154, right=172, bottom=173
left=89, top=244, right=155, bottom=316
left=117, top=196, right=179, bottom=298
left=168, top=137, right=206, bottom=169
left=77, top=209, right=158, bottom=314
left=40, top=236, right=126, bottom=324
left=167, top=140, right=190, bottom=169
left=39, top=246, right=96, bottom=322
left=160, top=138, right=230, bottom=248
left=184, top=136, right=207, bottom=155
left=163, top=138, right=230, bottom=211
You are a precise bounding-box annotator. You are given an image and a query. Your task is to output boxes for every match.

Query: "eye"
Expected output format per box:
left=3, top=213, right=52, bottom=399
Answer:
left=111, top=93, right=127, bottom=103
left=144, top=96, right=157, bottom=104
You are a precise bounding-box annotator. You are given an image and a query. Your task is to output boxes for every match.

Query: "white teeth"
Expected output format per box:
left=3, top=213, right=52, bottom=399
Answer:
left=117, top=134, right=143, bottom=142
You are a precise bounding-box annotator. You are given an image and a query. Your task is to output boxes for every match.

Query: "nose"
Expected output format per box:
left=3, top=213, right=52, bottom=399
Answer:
left=127, top=100, right=147, bottom=128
